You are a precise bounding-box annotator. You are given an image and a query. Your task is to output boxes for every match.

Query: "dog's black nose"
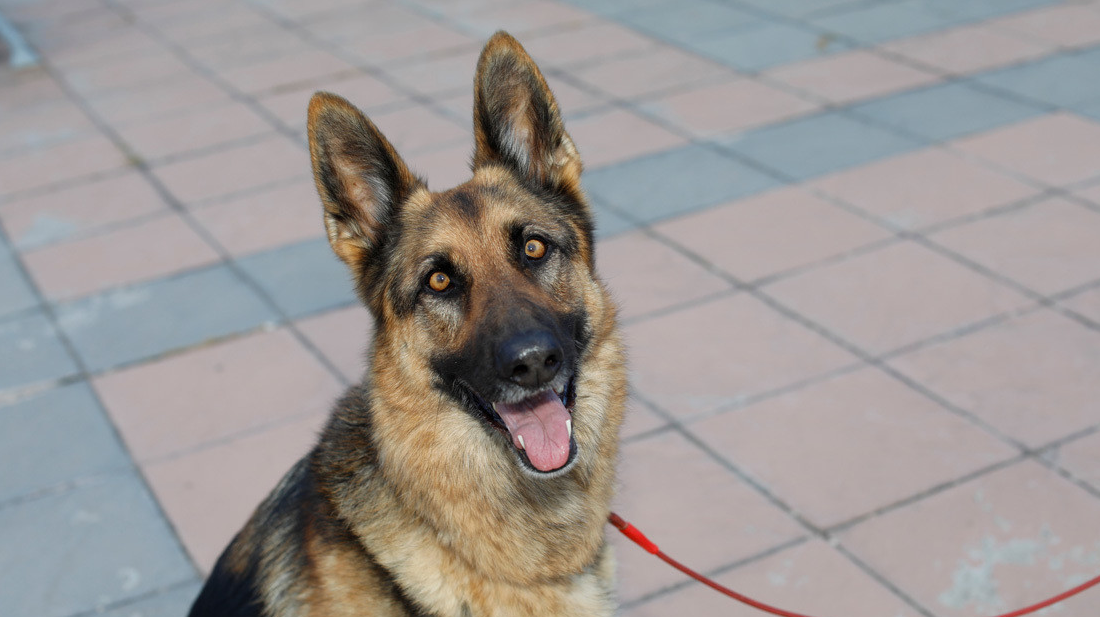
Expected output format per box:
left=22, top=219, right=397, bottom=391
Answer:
left=496, top=330, right=563, bottom=389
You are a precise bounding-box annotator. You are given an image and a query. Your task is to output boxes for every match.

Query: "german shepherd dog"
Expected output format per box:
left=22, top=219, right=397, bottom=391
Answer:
left=188, top=32, right=626, bottom=616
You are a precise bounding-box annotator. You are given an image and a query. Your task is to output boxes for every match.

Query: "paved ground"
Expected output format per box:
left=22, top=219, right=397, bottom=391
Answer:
left=3, top=0, right=1100, bottom=615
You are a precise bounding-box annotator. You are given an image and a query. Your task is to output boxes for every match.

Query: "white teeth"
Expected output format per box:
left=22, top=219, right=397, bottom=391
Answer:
left=566, top=418, right=572, bottom=437
left=518, top=435, right=526, bottom=451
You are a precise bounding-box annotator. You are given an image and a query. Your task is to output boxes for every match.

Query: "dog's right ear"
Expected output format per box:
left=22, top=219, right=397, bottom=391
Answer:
left=307, top=92, right=422, bottom=270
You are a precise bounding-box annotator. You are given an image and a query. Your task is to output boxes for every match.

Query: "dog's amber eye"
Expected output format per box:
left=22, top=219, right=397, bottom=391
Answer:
left=427, top=272, right=451, bottom=292
left=524, top=238, right=547, bottom=260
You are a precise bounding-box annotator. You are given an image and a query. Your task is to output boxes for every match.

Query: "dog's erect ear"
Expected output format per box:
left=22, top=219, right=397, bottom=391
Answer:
left=307, top=92, right=423, bottom=271
left=473, top=32, right=583, bottom=200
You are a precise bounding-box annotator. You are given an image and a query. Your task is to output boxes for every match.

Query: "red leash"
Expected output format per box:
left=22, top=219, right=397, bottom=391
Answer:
left=609, top=512, right=1100, bottom=617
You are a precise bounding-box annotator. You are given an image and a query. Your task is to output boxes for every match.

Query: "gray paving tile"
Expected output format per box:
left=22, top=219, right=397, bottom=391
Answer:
left=0, top=471, right=195, bottom=617
left=614, top=0, right=761, bottom=43
left=55, top=265, right=278, bottom=372
left=735, top=0, right=867, bottom=19
left=0, top=250, right=38, bottom=318
left=975, top=47, right=1100, bottom=108
left=237, top=238, right=358, bottom=319
left=564, top=0, right=668, bottom=14
left=923, top=0, right=1056, bottom=21
left=0, top=383, right=130, bottom=504
left=1072, top=99, right=1100, bottom=123
left=809, top=0, right=969, bottom=44
left=590, top=198, right=638, bottom=239
left=685, top=21, right=852, bottom=72
left=100, top=581, right=202, bottom=617
left=849, top=81, right=1045, bottom=142
left=720, top=111, right=922, bottom=182
left=0, top=310, right=79, bottom=392
left=583, top=144, right=781, bottom=224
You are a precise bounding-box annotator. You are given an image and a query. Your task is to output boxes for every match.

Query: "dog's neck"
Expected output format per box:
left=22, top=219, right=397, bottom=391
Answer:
left=317, top=328, right=625, bottom=589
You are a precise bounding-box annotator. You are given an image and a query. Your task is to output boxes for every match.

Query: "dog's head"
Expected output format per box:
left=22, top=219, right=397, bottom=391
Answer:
left=307, top=32, right=620, bottom=480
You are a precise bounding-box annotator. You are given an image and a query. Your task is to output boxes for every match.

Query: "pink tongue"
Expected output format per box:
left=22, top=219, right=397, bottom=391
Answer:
left=494, top=391, right=572, bottom=472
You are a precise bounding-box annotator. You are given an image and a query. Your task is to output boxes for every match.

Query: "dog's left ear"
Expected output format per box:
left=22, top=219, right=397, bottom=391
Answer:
left=473, top=31, right=583, bottom=201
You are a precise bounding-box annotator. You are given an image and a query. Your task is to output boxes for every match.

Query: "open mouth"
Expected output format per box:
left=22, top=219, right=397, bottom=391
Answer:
left=459, top=376, right=578, bottom=475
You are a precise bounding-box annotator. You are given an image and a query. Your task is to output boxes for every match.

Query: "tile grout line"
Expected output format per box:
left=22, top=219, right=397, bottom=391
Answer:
left=240, top=0, right=483, bottom=137
left=64, top=577, right=201, bottom=617
left=10, top=3, right=1100, bottom=611
left=548, top=5, right=1100, bottom=599
left=618, top=535, right=814, bottom=611
left=86, top=0, right=360, bottom=391
left=675, top=413, right=943, bottom=616
left=8, top=33, right=223, bottom=580
left=9, top=11, right=356, bottom=578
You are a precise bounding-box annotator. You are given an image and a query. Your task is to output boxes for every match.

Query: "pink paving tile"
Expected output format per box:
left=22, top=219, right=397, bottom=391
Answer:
left=60, top=50, right=196, bottom=97
left=114, top=101, right=273, bottom=162
left=258, top=74, right=407, bottom=133
left=41, top=27, right=159, bottom=71
left=546, top=74, right=610, bottom=117
left=640, top=78, right=819, bottom=138
left=1053, top=431, right=1100, bottom=493
left=341, top=23, right=478, bottom=65
left=807, top=147, right=1041, bottom=230
left=692, top=367, right=1015, bottom=529
left=881, top=23, right=1052, bottom=75
left=294, top=305, right=375, bottom=383
left=190, top=180, right=326, bottom=257
left=0, top=171, right=170, bottom=250
left=654, top=186, right=891, bottom=283
left=1078, top=179, right=1100, bottom=207
left=370, top=105, right=469, bottom=155
left=521, top=20, right=657, bottom=68
left=613, top=430, right=805, bottom=602
left=128, top=0, right=226, bottom=24
left=0, top=134, right=129, bottom=198
left=623, top=539, right=919, bottom=617
left=144, top=412, right=327, bottom=572
left=406, top=0, right=517, bottom=15
left=620, top=397, right=667, bottom=441
left=5, top=0, right=105, bottom=23
left=300, top=3, right=435, bottom=43
left=596, top=230, right=730, bottom=321
left=840, top=461, right=1100, bottom=617
left=95, top=328, right=344, bottom=462
left=151, top=134, right=309, bottom=206
left=765, top=49, right=941, bottom=105
left=931, top=197, right=1100, bottom=295
left=21, top=213, right=220, bottom=301
left=453, top=0, right=592, bottom=37
left=215, top=50, right=358, bottom=95
left=571, top=45, right=736, bottom=101
left=950, top=113, right=1100, bottom=187
left=383, top=48, right=482, bottom=96
left=82, top=75, right=233, bottom=128
left=0, top=72, right=68, bottom=115
left=21, top=8, right=131, bottom=54
left=152, top=4, right=269, bottom=44
left=765, top=242, right=1031, bottom=355
left=1060, top=286, right=1100, bottom=322
left=183, top=25, right=314, bottom=72
left=566, top=108, right=687, bottom=169
left=890, top=309, right=1100, bottom=449
left=263, top=0, right=368, bottom=20
left=406, top=142, right=475, bottom=191
left=0, top=101, right=97, bottom=155
left=988, top=3, right=1100, bottom=48
left=624, top=294, right=857, bottom=419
